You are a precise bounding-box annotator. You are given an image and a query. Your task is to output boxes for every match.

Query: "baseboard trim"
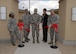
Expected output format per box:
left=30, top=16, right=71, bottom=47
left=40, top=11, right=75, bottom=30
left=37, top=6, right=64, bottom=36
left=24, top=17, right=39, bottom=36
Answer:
left=57, top=35, right=76, bottom=45
left=0, top=37, right=76, bottom=45
left=0, top=39, right=11, bottom=43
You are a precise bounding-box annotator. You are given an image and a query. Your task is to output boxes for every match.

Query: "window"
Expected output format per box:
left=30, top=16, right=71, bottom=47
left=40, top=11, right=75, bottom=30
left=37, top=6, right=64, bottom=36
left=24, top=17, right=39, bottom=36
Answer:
left=0, top=7, right=6, bottom=20
left=72, top=7, right=76, bottom=21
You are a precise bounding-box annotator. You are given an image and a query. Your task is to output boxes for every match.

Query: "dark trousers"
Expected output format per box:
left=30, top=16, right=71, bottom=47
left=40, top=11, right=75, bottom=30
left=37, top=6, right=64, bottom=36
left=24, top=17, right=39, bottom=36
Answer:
left=43, top=25, right=48, bottom=42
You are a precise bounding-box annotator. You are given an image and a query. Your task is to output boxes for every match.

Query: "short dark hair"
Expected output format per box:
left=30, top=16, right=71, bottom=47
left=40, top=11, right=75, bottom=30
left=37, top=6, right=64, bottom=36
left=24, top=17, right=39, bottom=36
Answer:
left=43, top=8, right=47, bottom=11
left=9, top=14, right=12, bottom=17
left=19, top=19, right=23, bottom=22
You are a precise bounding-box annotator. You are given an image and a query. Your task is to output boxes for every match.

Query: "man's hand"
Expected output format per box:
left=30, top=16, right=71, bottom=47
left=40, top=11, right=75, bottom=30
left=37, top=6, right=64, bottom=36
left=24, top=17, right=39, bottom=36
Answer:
left=37, top=24, right=39, bottom=26
left=48, top=24, right=51, bottom=28
left=9, top=29, right=13, bottom=32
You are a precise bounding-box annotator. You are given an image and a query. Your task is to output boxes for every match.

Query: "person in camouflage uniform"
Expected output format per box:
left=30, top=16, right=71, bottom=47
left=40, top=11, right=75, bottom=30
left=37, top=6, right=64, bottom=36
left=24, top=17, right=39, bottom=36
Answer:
left=48, top=9, right=59, bottom=44
left=22, top=9, right=31, bottom=42
left=8, top=12, right=20, bottom=46
left=31, top=8, right=41, bottom=43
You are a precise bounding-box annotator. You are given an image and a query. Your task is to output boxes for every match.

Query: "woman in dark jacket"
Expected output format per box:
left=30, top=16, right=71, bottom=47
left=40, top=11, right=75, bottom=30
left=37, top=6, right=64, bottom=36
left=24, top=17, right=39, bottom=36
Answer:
left=42, top=8, right=48, bottom=42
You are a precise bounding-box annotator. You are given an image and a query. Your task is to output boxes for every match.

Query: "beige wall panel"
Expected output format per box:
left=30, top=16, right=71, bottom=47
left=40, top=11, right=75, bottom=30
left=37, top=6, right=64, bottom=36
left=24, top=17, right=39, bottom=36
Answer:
left=0, top=0, right=18, bottom=40
left=59, top=0, right=67, bottom=40
left=65, top=0, right=76, bottom=40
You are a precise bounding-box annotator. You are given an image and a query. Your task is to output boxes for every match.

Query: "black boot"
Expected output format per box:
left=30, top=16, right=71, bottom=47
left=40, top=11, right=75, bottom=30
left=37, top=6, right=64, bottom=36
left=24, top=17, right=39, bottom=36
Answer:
left=37, top=37, right=40, bottom=43
left=22, top=41, right=25, bottom=43
left=25, top=39, right=29, bottom=42
left=26, top=37, right=30, bottom=41
left=25, top=37, right=29, bottom=42
left=12, top=42, right=15, bottom=46
left=48, top=41, right=53, bottom=44
left=33, top=37, right=35, bottom=44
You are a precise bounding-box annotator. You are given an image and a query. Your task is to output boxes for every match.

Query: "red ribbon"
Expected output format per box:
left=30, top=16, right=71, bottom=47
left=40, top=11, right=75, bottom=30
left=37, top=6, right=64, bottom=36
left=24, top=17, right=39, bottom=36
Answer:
left=51, top=24, right=58, bottom=32
left=24, top=28, right=30, bottom=32
left=44, top=26, right=49, bottom=29
left=17, top=22, right=24, bottom=30
left=21, top=24, right=58, bottom=32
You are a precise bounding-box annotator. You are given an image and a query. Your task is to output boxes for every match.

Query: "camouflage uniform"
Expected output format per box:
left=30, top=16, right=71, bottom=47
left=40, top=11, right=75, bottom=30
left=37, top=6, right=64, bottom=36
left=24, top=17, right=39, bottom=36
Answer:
left=48, top=14, right=59, bottom=43
left=22, top=14, right=31, bottom=42
left=8, top=17, right=20, bottom=44
left=31, top=13, right=41, bottom=43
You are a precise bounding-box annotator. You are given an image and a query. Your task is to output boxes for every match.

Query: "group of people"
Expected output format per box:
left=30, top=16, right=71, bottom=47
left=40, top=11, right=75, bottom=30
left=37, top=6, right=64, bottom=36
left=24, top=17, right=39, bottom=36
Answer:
left=7, top=8, right=59, bottom=47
